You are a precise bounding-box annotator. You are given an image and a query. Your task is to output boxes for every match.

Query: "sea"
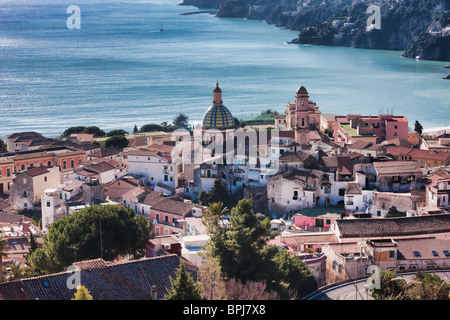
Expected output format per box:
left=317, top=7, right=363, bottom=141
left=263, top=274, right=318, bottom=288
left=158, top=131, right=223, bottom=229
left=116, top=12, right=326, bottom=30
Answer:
left=0, top=0, right=449, bottom=140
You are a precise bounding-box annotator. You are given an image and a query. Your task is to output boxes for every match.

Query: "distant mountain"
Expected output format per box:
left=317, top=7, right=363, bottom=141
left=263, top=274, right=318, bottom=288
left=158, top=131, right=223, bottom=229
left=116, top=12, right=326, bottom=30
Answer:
left=180, top=0, right=450, bottom=62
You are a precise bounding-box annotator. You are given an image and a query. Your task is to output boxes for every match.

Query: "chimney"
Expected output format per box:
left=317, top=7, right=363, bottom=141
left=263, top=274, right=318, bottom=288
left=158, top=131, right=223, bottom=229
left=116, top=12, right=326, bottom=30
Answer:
left=22, top=222, right=30, bottom=234
left=151, top=285, right=158, bottom=300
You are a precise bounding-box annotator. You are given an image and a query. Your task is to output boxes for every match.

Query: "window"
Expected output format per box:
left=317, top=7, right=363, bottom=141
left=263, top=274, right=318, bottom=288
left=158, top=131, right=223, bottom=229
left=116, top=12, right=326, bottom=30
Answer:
left=6, top=168, right=10, bottom=177
left=71, top=160, right=75, bottom=168
left=47, top=201, right=51, bottom=207
left=63, top=161, right=67, bottom=169
left=443, top=250, right=450, bottom=257
left=164, top=175, right=168, bottom=182
left=21, top=164, right=25, bottom=171
left=389, top=250, right=395, bottom=258
left=23, top=191, right=27, bottom=198
left=413, top=251, right=421, bottom=257
left=164, top=215, right=169, bottom=223
left=432, top=251, right=439, bottom=257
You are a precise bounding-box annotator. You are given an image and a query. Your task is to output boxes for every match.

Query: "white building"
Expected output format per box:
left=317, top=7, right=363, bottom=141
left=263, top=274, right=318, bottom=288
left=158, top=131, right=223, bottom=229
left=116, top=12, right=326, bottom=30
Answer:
left=127, top=149, right=178, bottom=192
left=344, top=183, right=373, bottom=212
left=41, top=189, right=62, bottom=233
left=427, top=177, right=450, bottom=210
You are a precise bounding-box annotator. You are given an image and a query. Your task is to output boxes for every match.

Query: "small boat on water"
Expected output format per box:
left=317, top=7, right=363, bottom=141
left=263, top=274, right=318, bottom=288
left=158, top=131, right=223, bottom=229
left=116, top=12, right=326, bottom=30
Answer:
left=444, top=65, right=450, bottom=69
left=160, top=22, right=164, bottom=32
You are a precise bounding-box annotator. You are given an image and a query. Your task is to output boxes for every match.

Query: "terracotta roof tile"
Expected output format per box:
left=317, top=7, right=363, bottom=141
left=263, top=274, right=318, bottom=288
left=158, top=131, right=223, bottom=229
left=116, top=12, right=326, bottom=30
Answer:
left=336, top=214, right=450, bottom=238
left=0, top=255, right=194, bottom=300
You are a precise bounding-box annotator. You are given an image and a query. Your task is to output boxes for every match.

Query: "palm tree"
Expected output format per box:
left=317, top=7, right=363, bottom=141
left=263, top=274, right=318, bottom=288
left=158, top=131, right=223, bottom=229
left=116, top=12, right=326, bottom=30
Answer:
left=0, top=236, right=8, bottom=279
left=202, top=202, right=229, bottom=232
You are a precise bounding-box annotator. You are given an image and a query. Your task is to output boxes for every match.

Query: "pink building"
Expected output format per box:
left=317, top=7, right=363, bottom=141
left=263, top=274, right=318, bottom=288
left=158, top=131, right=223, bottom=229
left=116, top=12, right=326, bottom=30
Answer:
left=334, top=114, right=408, bottom=144
left=293, top=213, right=340, bottom=229
left=285, top=86, right=322, bottom=146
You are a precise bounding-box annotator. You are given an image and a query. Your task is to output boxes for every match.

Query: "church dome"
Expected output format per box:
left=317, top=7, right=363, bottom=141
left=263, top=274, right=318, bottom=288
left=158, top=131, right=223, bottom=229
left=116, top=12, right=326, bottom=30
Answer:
left=296, top=86, right=308, bottom=95
left=202, top=105, right=235, bottom=129
left=202, top=83, right=236, bottom=129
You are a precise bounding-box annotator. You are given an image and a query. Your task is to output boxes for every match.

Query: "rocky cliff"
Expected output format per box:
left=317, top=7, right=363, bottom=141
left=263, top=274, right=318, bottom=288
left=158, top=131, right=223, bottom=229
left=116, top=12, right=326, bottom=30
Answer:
left=180, top=0, right=450, bottom=62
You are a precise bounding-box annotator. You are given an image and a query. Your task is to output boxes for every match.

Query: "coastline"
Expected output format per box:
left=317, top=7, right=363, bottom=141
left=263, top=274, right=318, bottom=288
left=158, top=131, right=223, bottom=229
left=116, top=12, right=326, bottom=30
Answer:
left=422, top=126, right=450, bottom=134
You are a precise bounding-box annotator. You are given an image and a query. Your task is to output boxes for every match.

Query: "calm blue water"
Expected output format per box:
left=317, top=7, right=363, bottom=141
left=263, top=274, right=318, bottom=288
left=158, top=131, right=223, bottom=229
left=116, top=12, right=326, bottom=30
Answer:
left=0, top=0, right=449, bottom=140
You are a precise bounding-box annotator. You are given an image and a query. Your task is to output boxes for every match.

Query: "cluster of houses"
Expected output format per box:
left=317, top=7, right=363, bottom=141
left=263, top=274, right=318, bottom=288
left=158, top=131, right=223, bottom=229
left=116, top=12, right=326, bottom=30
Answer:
left=1, top=83, right=450, bottom=298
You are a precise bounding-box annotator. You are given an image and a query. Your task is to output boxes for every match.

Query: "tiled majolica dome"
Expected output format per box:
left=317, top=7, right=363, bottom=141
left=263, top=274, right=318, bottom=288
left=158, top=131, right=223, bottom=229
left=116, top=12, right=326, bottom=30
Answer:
left=201, top=82, right=235, bottom=129
left=202, top=105, right=235, bottom=129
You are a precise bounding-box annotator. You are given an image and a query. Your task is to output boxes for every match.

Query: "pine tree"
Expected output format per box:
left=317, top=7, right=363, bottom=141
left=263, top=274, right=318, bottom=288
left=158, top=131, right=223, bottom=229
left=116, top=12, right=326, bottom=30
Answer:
left=72, top=285, right=93, bottom=300
left=24, top=232, right=38, bottom=266
left=414, top=120, right=423, bottom=135
left=165, top=263, right=202, bottom=300
left=133, top=124, right=138, bottom=133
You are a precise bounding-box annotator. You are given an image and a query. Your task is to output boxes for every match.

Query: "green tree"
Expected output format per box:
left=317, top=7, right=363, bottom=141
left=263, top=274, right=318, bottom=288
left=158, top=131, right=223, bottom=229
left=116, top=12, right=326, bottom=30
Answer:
left=72, top=285, right=93, bottom=300
left=408, top=271, right=450, bottom=300
left=207, top=199, right=269, bottom=282
left=24, top=232, right=38, bottom=265
left=204, top=199, right=317, bottom=299
left=83, top=126, right=106, bottom=137
left=371, top=270, right=408, bottom=300
left=106, top=129, right=128, bottom=137
left=133, top=124, right=138, bottom=133
left=173, top=113, right=190, bottom=130
left=165, top=263, right=202, bottom=300
left=0, top=138, right=7, bottom=152
left=62, top=126, right=105, bottom=138
left=198, top=189, right=210, bottom=206
left=139, top=123, right=165, bottom=133
left=414, top=120, right=423, bottom=135
left=105, top=135, right=129, bottom=149
left=28, top=205, right=153, bottom=274
left=63, top=126, right=86, bottom=138
left=200, top=179, right=231, bottom=207
left=272, top=248, right=318, bottom=298
left=0, top=237, right=8, bottom=279
left=1, top=263, right=36, bottom=282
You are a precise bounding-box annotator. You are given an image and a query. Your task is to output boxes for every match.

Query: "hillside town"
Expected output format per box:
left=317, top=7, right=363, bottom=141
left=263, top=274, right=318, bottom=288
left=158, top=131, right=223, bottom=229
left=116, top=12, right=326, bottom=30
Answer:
left=1, top=83, right=450, bottom=300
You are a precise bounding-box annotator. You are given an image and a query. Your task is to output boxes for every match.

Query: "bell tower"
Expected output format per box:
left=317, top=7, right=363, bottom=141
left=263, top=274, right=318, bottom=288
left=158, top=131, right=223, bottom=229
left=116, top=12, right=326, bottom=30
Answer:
left=213, top=82, right=223, bottom=106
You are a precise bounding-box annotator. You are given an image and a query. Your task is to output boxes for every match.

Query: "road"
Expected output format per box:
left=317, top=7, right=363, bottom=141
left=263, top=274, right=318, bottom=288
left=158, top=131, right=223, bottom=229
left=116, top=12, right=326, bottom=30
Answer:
left=308, top=270, right=450, bottom=300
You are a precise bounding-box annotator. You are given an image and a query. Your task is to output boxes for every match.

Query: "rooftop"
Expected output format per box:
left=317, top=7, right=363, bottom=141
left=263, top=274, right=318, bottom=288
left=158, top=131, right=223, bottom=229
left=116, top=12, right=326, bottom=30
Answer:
left=335, top=213, right=450, bottom=238
left=339, top=123, right=376, bottom=138
left=0, top=255, right=195, bottom=300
